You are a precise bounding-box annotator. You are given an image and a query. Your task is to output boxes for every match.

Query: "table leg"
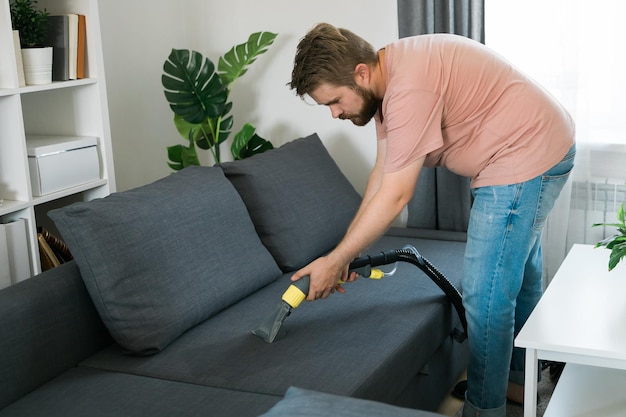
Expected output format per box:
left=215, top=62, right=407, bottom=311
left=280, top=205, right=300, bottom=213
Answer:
left=524, top=348, right=539, bottom=417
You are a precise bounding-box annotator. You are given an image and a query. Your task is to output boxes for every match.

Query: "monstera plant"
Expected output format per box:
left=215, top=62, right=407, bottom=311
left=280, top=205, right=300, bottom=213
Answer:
left=593, top=202, right=626, bottom=271
left=162, top=32, right=277, bottom=169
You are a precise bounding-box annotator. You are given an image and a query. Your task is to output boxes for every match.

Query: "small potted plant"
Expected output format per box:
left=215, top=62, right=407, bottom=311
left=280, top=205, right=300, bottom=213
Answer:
left=593, top=202, right=626, bottom=271
left=10, top=0, right=52, bottom=85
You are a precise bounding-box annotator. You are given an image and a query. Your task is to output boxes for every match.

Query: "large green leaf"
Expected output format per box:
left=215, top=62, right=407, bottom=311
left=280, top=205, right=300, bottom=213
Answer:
left=162, top=49, right=228, bottom=124
left=231, top=123, right=274, bottom=160
left=166, top=142, right=200, bottom=171
left=593, top=202, right=626, bottom=271
left=218, top=32, right=278, bottom=87
left=608, top=241, right=626, bottom=270
left=618, top=202, right=626, bottom=225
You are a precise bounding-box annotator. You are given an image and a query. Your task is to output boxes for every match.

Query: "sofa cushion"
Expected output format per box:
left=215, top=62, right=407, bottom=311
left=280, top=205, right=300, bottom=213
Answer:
left=49, top=166, right=281, bottom=355
left=258, top=387, right=446, bottom=417
left=0, top=367, right=280, bottom=417
left=220, top=133, right=361, bottom=271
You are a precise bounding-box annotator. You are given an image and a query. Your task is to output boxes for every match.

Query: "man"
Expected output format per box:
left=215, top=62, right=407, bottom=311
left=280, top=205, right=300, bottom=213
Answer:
left=288, top=23, right=575, bottom=417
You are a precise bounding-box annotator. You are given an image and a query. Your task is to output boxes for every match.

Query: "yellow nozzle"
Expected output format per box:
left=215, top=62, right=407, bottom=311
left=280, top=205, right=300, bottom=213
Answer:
left=368, top=268, right=384, bottom=279
left=281, top=284, right=307, bottom=308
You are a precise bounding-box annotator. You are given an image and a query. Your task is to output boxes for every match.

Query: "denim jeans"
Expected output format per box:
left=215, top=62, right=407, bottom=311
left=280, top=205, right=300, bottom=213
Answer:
left=462, top=145, right=576, bottom=417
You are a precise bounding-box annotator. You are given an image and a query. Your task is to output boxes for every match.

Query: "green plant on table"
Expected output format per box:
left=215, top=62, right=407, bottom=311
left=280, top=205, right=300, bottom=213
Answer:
left=161, top=32, right=277, bottom=169
left=592, top=202, right=626, bottom=271
left=9, top=0, right=49, bottom=48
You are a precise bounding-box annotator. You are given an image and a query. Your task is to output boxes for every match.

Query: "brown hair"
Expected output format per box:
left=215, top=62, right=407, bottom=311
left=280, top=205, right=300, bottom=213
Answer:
left=289, top=23, right=378, bottom=97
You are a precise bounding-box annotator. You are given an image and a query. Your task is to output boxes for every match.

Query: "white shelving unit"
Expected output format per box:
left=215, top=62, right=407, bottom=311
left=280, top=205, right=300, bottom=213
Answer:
left=0, top=0, right=115, bottom=279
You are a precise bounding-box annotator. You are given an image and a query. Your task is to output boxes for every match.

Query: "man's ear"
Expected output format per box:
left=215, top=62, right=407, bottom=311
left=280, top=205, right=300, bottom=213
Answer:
left=354, top=63, right=370, bottom=85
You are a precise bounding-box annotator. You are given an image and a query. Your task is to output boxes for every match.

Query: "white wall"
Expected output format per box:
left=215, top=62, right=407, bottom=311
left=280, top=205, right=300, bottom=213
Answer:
left=98, top=0, right=399, bottom=193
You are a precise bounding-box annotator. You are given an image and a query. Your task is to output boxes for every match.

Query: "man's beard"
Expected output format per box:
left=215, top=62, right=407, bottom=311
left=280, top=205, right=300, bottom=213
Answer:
left=339, top=86, right=381, bottom=126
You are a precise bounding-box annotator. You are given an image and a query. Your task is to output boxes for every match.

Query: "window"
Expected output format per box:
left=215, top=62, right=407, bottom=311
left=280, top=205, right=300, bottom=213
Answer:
left=486, top=0, right=626, bottom=145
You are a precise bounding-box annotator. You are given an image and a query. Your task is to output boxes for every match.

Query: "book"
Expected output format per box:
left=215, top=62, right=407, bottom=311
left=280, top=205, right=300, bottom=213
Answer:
left=76, top=14, right=86, bottom=78
left=38, top=233, right=60, bottom=272
left=45, top=15, right=70, bottom=81
left=37, top=227, right=72, bottom=271
left=3, top=219, right=32, bottom=284
left=0, top=225, right=11, bottom=290
left=12, top=30, right=26, bottom=87
left=67, top=14, right=78, bottom=80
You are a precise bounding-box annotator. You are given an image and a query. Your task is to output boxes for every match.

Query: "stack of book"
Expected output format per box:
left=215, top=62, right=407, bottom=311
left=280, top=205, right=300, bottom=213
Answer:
left=44, top=14, right=87, bottom=81
left=37, top=227, right=73, bottom=272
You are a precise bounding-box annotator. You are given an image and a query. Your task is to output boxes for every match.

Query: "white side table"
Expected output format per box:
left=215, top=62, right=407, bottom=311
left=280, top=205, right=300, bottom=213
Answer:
left=515, top=244, right=626, bottom=417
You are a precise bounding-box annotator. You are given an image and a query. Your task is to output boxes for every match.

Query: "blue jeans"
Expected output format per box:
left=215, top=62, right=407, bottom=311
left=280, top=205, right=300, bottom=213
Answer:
left=462, top=145, right=575, bottom=417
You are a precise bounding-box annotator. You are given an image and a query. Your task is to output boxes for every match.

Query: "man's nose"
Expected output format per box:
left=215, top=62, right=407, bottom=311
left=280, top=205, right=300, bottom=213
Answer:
left=329, top=105, right=342, bottom=119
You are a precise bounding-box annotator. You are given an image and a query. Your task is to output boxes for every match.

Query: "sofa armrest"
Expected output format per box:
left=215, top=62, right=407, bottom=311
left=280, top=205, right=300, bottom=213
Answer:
left=0, top=261, right=112, bottom=410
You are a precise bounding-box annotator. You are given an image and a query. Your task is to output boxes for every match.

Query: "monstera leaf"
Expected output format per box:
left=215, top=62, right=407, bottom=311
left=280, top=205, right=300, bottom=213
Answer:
left=219, top=32, right=278, bottom=88
left=162, top=49, right=228, bottom=125
left=166, top=129, right=201, bottom=171
left=231, top=123, right=274, bottom=160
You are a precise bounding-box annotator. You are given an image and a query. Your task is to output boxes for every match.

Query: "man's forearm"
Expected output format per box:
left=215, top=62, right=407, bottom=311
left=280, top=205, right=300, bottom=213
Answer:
left=335, top=156, right=424, bottom=266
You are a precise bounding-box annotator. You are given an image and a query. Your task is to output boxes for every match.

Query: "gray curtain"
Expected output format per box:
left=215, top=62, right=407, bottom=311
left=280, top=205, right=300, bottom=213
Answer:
left=398, top=0, right=484, bottom=232
left=398, top=0, right=484, bottom=42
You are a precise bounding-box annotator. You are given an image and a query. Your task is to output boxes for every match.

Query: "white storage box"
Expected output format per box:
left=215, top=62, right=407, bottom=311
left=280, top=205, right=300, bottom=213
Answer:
left=27, top=135, right=100, bottom=196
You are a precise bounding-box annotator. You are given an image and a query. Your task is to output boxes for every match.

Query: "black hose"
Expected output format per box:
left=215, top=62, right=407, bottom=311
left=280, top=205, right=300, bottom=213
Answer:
left=349, top=245, right=467, bottom=341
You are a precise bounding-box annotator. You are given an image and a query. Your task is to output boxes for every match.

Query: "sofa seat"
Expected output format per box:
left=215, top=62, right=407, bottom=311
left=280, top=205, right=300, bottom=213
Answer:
left=0, top=367, right=281, bottom=417
left=80, top=234, right=467, bottom=408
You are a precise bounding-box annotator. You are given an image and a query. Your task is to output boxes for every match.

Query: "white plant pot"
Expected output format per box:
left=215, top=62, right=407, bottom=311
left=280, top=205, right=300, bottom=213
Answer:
left=21, top=47, right=53, bottom=86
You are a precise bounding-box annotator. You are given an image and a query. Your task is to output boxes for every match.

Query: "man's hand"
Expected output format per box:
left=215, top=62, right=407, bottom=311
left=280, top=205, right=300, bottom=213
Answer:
left=291, top=252, right=354, bottom=301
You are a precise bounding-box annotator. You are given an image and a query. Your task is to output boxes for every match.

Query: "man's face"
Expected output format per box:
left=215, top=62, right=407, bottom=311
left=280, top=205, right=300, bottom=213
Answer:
left=309, top=83, right=381, bottom=126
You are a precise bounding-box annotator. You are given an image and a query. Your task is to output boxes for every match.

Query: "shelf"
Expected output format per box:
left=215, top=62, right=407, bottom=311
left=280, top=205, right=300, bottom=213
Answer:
left=544, top=364, right=626, bottom=417
left=31, top=179, right=108, bottom=206
left=0, top=199, right=30, bottom=217
left=0, top=78, right=97, bottom=97
left=0, top=180, right=108, bottom=217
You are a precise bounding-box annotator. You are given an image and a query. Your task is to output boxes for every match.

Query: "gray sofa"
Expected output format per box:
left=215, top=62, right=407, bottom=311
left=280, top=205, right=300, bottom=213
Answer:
left=0, top=134, right=468, bottom=417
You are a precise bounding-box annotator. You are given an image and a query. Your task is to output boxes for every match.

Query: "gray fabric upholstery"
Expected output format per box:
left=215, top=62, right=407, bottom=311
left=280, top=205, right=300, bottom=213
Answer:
left=81, top=234, right=467, bottom=407
left=258, top=387, right=446, bottom=417
left=407, top=167, right=471, bottom=232
left=0, top=367, right=280, bottom=417
left=220, top=133, right=362, bottom=271
left=49, top=166, right=282, bottom=355
left=0, top=262, right=111, bottom=411
left=387, top=226, right=467, bottom=243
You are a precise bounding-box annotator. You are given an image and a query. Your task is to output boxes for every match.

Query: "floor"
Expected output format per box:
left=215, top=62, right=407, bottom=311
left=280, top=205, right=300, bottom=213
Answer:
left=435, top=365, right=559, bottom=417
left=436, top=370, right=466, bottom=416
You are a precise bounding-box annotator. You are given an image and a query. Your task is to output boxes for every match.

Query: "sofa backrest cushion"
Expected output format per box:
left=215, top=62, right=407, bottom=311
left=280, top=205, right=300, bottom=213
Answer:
left=49, top=166, right=282, bottom=355
left=220, top=133, right=362, bottom=272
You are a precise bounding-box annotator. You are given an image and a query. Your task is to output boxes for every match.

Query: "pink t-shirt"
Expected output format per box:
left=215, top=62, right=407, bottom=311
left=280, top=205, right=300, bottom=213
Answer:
left=375, top=34, right=575, bottom=188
